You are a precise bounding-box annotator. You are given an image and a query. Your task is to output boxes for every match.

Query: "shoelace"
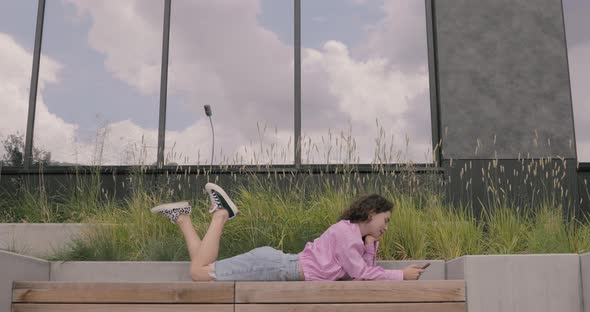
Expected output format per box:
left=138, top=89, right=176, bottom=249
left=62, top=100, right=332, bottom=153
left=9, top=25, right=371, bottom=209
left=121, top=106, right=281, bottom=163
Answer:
left=212, top=192, right=222, bottom=207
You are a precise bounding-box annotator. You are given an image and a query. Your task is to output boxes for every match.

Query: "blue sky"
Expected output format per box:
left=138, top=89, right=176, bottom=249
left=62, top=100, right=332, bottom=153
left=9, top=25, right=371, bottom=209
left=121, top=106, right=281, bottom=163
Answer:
left=258, top=0, right=384, bottom=50
left=0, top=1, right=37, bottom=50
left=22, top=0, right=386, bottom=134
left=41, top=1, right=161, bottom=138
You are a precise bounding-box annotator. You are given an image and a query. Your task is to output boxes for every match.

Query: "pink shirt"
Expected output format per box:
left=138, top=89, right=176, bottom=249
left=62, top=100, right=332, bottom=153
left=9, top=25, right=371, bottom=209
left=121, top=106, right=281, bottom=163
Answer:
left=298, top=220, right=404, bottom=281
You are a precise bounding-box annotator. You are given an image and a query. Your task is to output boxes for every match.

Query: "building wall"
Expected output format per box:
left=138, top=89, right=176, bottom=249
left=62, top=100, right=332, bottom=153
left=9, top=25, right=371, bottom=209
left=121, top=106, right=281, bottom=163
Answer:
left=434, top=0, right=576, bottom=159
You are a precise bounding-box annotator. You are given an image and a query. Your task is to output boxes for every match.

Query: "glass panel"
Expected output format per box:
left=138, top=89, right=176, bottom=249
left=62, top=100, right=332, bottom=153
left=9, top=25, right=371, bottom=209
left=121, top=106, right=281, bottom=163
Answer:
left=301, top=0, right=432, bottom=164
left=563, top=0, right=590, bottom=162
left=0, top=1, right=37, bottom=166
left=166, top=0, right=294, bottom=166
left=34, top=0, right=164, bottom=165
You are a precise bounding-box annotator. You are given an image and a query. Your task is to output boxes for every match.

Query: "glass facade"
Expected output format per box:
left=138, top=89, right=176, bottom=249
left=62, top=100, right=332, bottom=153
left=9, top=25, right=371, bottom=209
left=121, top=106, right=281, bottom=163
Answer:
left=0, top=1, right=37, bottom=166
left=301, top=0, right=432, bottom=164
left=1, top=0, right=438, bottom=166
left=34, top=0, right=163, bottom=165
left=166, top=0, right=294, bottom=165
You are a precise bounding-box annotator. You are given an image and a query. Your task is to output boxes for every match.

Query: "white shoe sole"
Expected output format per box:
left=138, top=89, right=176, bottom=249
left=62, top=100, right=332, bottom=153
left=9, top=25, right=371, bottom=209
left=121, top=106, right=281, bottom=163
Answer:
left=151, top=201, right=190, bottom=214
left=205, top=183, right=239, bottom=219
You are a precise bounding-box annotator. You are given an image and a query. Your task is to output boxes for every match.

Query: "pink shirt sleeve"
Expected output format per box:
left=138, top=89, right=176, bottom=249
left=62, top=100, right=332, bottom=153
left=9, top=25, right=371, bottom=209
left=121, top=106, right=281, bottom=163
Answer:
left=334, top=233, right=403, bottom=281
left=361, top=241, right=377, bottom=266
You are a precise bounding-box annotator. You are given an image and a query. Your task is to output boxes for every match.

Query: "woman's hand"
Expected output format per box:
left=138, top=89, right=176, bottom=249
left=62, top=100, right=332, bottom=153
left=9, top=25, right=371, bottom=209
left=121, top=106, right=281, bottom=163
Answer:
left=402, top=265, right=425, bottom=280
left=364, top=234, right=378, bottom=246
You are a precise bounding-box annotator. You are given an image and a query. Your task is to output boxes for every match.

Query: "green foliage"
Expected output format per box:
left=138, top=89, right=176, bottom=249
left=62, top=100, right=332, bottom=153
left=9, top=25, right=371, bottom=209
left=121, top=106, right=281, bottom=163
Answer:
left=483, top=206, right=529, bottom=254
left=2, top=159, right=589, bottom=261
left=0, top=167, right=108, bottom=223
left=1, top=132, right=51, bottom=166
left=425, top=204, right=484, bottom=260
left=383, top=195, right=429, bottom=260
left=526, top=203, right=571, bottom=254
left=37, top=174, right=590, bottom=261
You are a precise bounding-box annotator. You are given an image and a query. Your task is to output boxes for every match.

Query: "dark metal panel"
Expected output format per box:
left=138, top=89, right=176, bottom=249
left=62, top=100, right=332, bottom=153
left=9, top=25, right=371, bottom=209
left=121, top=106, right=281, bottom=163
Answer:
left=578, top=169, right=590, bottom=214
left=425, top=0, right=442, bottom=166
left=443, top=158, right=584, bottom=217
left=0, top=168, right=445, bottom=210
left=157, top=0, right=172, bottom=167
left=24, top=0, right=46, bottom=169
left=0, top=164, right=443, bottom=176
left=294, top=0, right=301, bottom=168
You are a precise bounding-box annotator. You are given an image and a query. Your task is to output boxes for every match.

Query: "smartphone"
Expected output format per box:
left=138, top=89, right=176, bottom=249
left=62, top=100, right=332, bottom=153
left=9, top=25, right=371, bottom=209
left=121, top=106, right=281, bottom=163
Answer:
left=420, top=263, right=431, bottom=269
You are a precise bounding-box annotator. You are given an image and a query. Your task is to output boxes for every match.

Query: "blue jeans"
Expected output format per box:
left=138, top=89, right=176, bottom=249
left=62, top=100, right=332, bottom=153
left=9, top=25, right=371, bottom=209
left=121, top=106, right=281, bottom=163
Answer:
left=214, top=246, right=302, bottom=281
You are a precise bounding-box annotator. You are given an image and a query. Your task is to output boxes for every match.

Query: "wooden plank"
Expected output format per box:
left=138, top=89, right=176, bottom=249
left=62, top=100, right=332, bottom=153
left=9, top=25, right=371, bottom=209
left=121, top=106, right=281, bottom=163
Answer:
left=12, top=282, right=234, bottom=304
left=236, top=303, right=467, bottom=312
left=235, top=280, right=465, bottom=303
left=12, top=304, right=233, bottom=312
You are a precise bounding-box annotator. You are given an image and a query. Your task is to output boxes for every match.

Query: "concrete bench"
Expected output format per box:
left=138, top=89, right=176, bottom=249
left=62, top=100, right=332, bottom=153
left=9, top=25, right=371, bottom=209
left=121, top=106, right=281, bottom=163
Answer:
left=12, top=280, right=466, bottom=312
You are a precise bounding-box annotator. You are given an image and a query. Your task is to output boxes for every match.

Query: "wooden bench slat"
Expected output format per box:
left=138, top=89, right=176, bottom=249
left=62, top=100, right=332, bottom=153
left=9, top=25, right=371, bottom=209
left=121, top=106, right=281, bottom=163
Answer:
left=12, top=304, right=233, bottom=312
left=12, top=282, right=234, bottom=304
left=235, top=280, right=465, bottom=303
left=236, top=303, right=467, bottom=312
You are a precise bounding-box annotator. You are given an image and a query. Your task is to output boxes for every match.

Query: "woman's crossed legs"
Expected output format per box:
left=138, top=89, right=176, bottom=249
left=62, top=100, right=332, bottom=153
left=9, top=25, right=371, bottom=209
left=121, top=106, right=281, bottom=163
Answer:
left=151, top=183, right=239, bottom=281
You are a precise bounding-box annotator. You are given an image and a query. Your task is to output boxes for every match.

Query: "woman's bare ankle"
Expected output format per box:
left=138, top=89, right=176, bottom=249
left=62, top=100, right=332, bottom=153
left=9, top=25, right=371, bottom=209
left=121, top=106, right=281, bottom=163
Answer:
left=212, top=209, right=229, bottom=220
left=176, top=214, right=191, bottom=224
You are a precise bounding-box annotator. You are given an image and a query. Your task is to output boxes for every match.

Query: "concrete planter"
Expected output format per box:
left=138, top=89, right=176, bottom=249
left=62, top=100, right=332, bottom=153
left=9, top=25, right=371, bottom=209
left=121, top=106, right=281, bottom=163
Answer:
left=50, top=261, right=193, bottom=281
left=0, top=223, right=91, bottom=258
left=1, top=250, right=446, bottom=311
left=46, top=260, right=443, bottom=282
left=0, top=251, right=49, bottom=312
left=582, top=253, right=590, bottom=312
left=3, top=250, right=590, bottom=312
left=2, top=224, right=590, bottom=312
left=447, top=254, right=585, bottom=312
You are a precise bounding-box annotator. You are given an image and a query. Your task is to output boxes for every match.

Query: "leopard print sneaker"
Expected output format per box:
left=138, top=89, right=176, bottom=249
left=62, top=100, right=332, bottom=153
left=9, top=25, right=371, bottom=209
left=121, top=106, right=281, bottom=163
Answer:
left=151, top=201, right=192, bottom=223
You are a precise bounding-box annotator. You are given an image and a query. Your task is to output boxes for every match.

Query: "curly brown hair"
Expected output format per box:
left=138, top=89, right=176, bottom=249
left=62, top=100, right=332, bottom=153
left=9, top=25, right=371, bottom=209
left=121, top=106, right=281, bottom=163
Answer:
left=339, top=194, right=394, bottom=223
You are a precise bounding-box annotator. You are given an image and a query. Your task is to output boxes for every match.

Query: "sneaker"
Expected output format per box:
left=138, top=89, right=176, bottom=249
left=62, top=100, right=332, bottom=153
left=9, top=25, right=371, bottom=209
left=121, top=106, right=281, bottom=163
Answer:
left=151, top=201, right=192, bottom=224
left=205, top=183, right=239, bottom=220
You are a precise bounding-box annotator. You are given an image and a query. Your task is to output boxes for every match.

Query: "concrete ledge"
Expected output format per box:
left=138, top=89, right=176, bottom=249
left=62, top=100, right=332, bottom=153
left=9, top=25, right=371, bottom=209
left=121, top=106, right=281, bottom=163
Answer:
left=446, top=256, right=464, bottom=279
left=5, top=251, right=586, bottom=311
left=377, top=260, right=445, bottom=280
left=0, top=223, right=89, bottom=258
left=582, top=253, right=589, bottom=312
left=0, top=251, right=49, bottom=312
left=50, top=261, right=192, bottom=281
left=49, top=261, right=441, bottom=282
left=447, top=254, right=583, bottom=312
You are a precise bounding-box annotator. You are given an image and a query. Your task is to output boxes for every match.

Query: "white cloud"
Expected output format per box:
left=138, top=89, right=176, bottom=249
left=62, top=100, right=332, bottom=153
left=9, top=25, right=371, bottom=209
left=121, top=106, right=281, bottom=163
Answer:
left=301, top=40, right=431, bottom=162
left=302, top=0, right=432, bottom=162
left=0, top=33, right=33, bottom=138
left=0, top=32, right=79, bottom=164
left=0, top=32, right=162, bottom=165
left=356, top=1, right=430, bottom=74
left=64, top=0, right=164, bottom=95
left=308, top=40, right=427, bottom=122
